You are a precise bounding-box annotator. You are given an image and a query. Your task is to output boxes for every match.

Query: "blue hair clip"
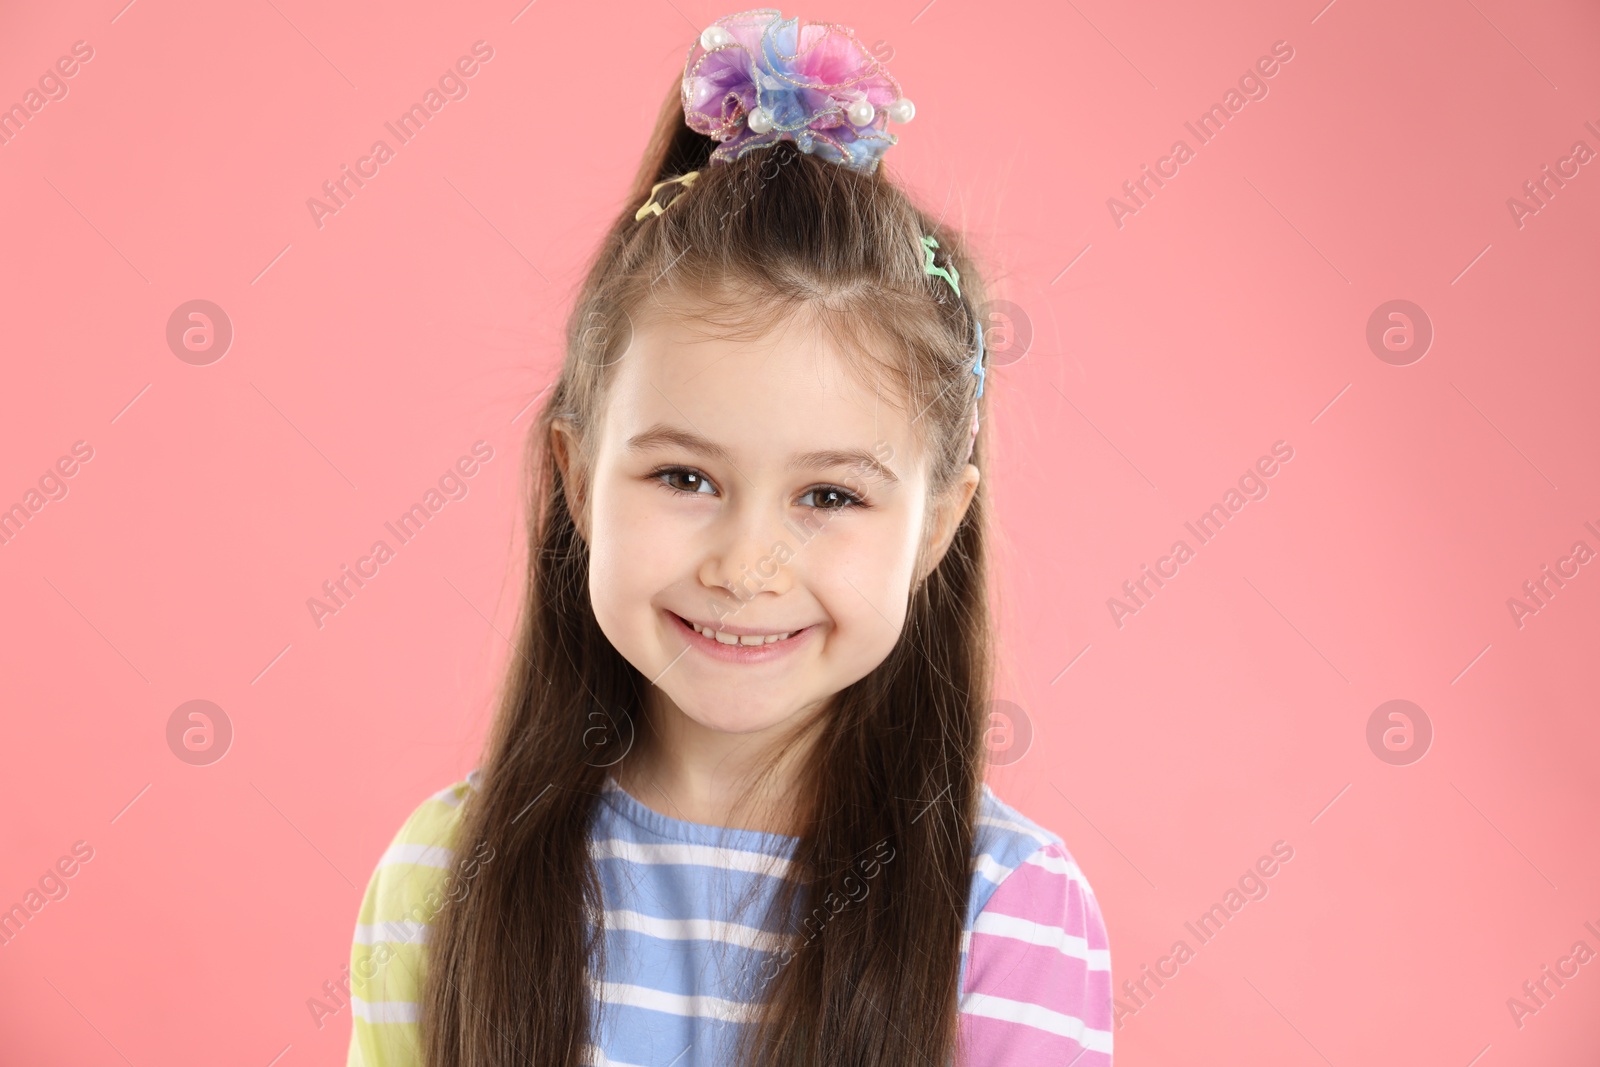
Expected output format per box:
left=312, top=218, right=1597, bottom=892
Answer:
left=972, top=319, right=985, bottom=399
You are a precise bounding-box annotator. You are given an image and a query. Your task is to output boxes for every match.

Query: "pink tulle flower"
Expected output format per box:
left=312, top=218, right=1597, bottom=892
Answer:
left=681, top=10, right=911, bottom=173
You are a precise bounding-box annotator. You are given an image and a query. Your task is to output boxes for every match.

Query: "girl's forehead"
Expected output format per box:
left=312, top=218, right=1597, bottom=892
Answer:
left=622, top=304, right=909, bottom=415
left=598, top=307, right=927, bottom=469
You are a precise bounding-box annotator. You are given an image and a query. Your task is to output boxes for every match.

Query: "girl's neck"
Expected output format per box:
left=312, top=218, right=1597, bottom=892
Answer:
left=614, top=698, right=822, bottom=836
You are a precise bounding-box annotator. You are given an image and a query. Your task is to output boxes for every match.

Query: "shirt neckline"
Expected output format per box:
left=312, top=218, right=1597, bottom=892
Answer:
left=600, top=773, right=801, bottom=853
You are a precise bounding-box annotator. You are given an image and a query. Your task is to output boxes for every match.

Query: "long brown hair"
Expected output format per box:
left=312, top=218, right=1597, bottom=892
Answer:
left=422, top=75, right=995, bottom=1066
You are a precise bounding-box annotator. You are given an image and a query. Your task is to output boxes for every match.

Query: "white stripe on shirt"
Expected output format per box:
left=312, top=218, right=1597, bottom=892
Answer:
left=590, top=978, right=757, bottom=1023
left=960, top=992, right=1114, bottom=1051
left=351, top=996, right=420, bottom=1023
left=970, top=911, right=1110, bottom=970
left=355, top=920, right=429, bottom=945
left=590, top=837, right=792, bottom=878
left=977, top=814, right=1054, bottom=846
left=379, top=842, right=455, bottom=869
left=602, top=908, right=784, bottom=950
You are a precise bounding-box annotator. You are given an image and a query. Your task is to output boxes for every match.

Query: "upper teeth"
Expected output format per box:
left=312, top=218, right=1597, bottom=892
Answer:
left=691, top=621, right=792, bottom=645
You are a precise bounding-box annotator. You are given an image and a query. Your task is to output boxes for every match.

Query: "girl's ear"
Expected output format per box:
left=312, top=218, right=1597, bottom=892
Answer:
left=549, top=417, right=591, bottom=544
left=917, top=462, right=981, bottom=583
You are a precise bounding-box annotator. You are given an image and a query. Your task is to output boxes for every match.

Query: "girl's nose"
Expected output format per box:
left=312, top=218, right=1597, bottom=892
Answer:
left=697, top=504, right=795, bottom=600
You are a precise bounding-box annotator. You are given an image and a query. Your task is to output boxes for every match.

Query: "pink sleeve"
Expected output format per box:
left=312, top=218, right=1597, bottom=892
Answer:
left=958, top=842, right=1114, bottom=1066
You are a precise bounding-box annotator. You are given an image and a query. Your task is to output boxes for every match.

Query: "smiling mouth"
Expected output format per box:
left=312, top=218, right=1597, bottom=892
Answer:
left=668, top=612, right=810, bottom=647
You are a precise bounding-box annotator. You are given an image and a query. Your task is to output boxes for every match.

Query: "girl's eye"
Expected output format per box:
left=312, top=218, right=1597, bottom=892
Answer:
left=653, top=466, right=718, bottom=496
left=798, top=485, right=866, bottom=511
left=650, top=467, right=868, bottom=511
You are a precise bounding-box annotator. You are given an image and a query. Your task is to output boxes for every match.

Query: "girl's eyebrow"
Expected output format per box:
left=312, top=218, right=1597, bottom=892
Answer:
left=624, top=423, right=899, bottom=485
left=795, top=448, right=899, bottom=486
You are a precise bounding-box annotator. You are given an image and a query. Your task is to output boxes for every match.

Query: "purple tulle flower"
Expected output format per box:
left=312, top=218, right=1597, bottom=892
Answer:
left=681, top=10, right=910, bottom=173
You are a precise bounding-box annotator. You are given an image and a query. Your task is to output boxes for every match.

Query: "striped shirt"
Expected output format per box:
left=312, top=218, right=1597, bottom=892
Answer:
left=346, top=771, right=1112, bottom=1066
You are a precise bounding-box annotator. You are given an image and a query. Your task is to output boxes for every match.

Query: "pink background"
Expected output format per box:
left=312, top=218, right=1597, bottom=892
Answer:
left=3, top=0, right=1598, bottom=1063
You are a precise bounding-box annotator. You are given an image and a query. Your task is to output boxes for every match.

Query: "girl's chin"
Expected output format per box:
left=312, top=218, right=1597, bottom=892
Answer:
left=675, top=703, right=796, bottom=737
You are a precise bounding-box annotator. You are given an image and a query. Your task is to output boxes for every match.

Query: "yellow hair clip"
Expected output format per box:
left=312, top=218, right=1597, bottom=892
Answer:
left=635, top=171, right=701, bottom=221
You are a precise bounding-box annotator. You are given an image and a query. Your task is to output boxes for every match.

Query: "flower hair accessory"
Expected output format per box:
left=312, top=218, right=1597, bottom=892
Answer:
left=683, top=10, right=916, bottom=173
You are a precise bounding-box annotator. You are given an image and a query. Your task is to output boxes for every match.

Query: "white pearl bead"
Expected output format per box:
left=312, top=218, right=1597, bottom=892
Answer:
left=846, top=99, right=876, bottom=126
left=747, top=106, right=775, bottom=134
left=887, top=98, right=915, bottom=123
left=699, top=26, right=733, bottom=50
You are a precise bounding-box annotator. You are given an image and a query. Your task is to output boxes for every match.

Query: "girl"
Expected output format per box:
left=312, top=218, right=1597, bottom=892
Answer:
left=346, top=11, right=1112, bottom=1066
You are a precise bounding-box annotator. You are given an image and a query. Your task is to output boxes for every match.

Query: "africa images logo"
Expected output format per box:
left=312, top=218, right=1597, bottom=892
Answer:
left=1106, top=40, right=1295, bottom=229
left=306, top=41, right=495, bottom=229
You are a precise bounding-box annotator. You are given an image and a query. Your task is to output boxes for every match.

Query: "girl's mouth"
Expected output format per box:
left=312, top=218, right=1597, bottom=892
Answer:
left=666, top=611, right=815, bottom=663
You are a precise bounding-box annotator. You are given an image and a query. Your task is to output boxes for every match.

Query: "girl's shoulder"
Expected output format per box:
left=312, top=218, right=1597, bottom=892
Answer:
left=970, top=783, right=1097, bottom=917
left=961, top=785, right=1113, bottom=1063
left=347, top=771, right=484, bottom=1067
left=352, top=771, right=482, bottom=954
left=372, top=771, right=482, bottom=869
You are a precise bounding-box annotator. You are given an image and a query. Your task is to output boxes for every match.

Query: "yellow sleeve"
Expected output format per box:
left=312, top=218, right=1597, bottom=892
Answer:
left=346, top=780, right=475, bottom=1067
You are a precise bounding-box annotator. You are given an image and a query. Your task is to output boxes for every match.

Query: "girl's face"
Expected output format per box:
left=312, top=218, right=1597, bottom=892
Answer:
left=556, top=301, right=979, bottom=749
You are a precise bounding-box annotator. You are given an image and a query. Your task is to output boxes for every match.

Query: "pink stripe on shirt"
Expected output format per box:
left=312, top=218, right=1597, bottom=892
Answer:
left=958, top=842, right=1113, bottom=1065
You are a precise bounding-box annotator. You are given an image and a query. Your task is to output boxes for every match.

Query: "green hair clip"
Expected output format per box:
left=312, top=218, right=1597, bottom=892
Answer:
left=920, top=234, right=961, bottom=298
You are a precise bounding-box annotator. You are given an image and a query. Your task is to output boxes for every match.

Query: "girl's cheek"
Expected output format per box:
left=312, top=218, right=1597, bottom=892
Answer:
left=594, top=481, right=673, bottom=551
left=812, top=525, right=916, bottom=598
left=590, top=485, right=710, bottom=604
